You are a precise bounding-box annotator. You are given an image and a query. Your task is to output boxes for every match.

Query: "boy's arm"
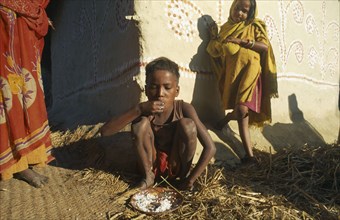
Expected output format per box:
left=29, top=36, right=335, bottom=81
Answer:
left=100, top=104, right=142, bottom=136
left=100, top=100, right=165, bottom=136
left=181, top=102, right=216, bottom=189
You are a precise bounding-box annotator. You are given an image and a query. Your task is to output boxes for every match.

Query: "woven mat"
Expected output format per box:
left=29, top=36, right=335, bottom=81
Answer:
left=0, top=165, right=122, bottom=219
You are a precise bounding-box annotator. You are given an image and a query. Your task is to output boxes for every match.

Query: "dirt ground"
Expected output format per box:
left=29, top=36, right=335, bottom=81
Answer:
left=0, top=125, right=339, bottom=220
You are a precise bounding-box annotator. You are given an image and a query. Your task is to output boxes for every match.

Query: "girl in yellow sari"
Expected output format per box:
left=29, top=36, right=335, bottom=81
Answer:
left=207, top=0, right=278, bottom=163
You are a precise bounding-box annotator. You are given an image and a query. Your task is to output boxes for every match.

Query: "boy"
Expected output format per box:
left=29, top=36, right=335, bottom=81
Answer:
left=100, top=57, right=216, bottom=190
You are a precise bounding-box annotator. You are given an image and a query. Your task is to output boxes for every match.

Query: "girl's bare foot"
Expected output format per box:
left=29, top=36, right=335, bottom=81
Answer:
left=14, top=169, right=49, bottom=188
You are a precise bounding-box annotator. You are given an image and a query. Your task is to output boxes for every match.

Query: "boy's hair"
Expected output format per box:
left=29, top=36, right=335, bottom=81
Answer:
left=247, top=0, right=256, bottom=21
left=145, top=57, right=180, bottom=84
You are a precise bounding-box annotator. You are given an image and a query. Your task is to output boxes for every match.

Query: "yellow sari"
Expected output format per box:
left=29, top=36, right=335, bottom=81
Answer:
left=207, top=0, right=278, bottom=126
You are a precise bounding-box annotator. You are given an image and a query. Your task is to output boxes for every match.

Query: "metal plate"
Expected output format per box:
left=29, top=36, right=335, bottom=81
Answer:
left=130, top=187, right=183, bottom=214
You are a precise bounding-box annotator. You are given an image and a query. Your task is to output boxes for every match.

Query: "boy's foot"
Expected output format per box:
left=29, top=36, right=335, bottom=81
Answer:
left=14, top=169, right=49, bottom=188
left=136, top=172, right=155, bottom=190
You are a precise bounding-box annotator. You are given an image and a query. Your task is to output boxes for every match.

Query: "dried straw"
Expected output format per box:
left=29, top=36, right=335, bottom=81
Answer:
left=51, top=124, right=103, bottom=147
left=53, top=126, right=339, bottom=220
left=73, top=168, right=129, bottom=196
left=71, top=144, right=339, bottom=220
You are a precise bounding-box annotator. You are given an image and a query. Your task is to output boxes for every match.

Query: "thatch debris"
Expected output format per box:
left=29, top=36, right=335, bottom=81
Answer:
left=68, top=144, right=339, bottom=220
left=51, top=124, right=103, bottom=147
left=52, top=126, right=339, bottom=219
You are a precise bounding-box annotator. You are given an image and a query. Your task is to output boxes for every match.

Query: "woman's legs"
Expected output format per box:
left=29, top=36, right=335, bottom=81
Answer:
left=131, top=117, right=155, bottom=189
left=14, top=168, right=49, bottom=188
left=2, top=146, right=50, bottom=188
left=170, top=118, right=197, bottom=180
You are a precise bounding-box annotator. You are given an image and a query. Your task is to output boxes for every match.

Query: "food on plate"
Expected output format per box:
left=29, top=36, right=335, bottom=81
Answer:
left=130, top=187, right=183, bottom=214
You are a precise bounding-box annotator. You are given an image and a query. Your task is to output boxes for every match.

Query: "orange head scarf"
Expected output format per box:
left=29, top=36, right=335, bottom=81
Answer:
left=0, top=0, right=50, bottom=37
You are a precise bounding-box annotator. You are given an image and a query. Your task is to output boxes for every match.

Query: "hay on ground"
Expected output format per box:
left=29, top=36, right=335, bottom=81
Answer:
left=69, top=144, right=339, bottom=220
left=52, top=126, right=339, bottom=219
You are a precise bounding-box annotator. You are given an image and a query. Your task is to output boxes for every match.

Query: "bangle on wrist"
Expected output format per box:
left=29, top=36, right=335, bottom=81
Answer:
left=249, top=40, right=255, bottom=48
left=245, top=39, right=251, bottom=47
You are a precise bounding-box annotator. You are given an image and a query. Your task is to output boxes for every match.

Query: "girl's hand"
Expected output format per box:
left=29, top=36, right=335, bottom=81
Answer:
left=139, top=101, right=164, bottom=115
left=224, top=36, right=242, bottom=45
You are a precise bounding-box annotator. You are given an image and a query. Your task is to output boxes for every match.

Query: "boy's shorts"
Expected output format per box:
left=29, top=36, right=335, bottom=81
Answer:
left=153, top=149, right=179, bottom=179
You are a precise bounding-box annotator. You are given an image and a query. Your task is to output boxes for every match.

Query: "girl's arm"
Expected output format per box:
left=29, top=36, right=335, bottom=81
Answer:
left=181, top=102, right=217, bottom=189
left=224, top=37, right=268, bottom=53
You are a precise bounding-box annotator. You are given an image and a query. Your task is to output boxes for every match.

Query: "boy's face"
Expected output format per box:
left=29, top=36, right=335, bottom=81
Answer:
left=231, top=0, right=251, bottom=23
left=145, top=70, right=179, bottom=110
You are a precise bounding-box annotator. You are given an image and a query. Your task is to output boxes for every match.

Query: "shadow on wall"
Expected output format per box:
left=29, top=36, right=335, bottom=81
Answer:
left=338, top=90, right=340, bottom=144
left=262, top=94, right=326, bottom=150
left=190, top=15, right=224, bottom=124
left=42, top=0, right=141, bottom=131
left=41, top=0, right=57, bottom=110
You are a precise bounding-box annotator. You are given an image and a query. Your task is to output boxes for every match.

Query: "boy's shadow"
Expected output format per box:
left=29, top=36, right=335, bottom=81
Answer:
left=262, top=93, right=326, bottom=150
left=50, top=131, right=138, bottom=174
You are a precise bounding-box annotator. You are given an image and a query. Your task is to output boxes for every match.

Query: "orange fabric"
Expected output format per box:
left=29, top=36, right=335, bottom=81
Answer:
left=153, top=150, right=169, bottom=177
left=153, top=150, right=180, bottom=179
left=1, top=144, right=48, bottom=180
left=0, top=0, right=53, bottom=179
left=0, top=0, right=50, bottom=37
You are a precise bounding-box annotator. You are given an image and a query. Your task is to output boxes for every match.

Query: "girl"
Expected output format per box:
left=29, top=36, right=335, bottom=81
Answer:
left=207, top=0, right=278, bottom=163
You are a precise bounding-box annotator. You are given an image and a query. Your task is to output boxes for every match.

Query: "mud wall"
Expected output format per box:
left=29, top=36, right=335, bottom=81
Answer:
left=46, top=0, right=339, bottom=145
left=46, top=0, right=141, bottom=129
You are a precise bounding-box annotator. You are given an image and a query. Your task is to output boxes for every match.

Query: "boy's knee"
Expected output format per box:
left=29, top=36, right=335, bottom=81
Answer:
left=132, top=117, right=151, bottom=137
left=178, top=118, right=197, bottom=139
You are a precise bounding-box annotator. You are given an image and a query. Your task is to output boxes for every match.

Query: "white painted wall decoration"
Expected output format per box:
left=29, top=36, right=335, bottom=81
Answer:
left=157, top=1, right=339, bottom=87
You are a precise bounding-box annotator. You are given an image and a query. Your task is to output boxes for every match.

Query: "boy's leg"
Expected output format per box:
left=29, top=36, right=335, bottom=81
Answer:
left=131, top=117, right=155, bottom=189
left=235, top=105, right=254, bottom=159
left=170, top=118, right=197, bottom=180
